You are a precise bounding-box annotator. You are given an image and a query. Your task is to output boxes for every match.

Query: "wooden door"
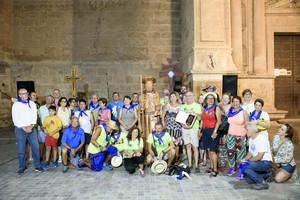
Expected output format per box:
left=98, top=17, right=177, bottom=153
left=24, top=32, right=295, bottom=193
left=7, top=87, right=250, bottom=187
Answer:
left=274, top=34, right=300, bottom=117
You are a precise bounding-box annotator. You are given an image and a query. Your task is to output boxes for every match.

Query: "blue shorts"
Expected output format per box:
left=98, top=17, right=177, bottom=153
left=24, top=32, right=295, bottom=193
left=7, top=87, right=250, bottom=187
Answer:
left=90, top=145, right=117, bottom=171
left=202, top=128, right=219, bottom=152
left=61, top=145, right=80, bottom=164
left=38, top=130, right=45, bottom=143
left=280, top=164, right=296, bottom=174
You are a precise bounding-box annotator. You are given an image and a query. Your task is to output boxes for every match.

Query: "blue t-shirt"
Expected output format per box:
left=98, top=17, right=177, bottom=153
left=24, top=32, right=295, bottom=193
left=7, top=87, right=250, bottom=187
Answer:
left=61, top=126, right=85, bottom=149
left=108, top=101, right=124, bottom=121
left=39, top=105, right=49, bottom=125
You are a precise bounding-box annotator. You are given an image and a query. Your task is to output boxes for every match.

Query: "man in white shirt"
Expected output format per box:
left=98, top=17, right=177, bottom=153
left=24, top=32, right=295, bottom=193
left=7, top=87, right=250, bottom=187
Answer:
left=241, top=121, right=272, bottom=190
left=12, top=88, right=43, bottom=174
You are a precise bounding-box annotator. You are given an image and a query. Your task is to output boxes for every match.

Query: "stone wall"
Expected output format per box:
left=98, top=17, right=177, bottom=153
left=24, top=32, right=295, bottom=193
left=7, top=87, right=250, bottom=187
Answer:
left=10, top=0, right=181, bottom=102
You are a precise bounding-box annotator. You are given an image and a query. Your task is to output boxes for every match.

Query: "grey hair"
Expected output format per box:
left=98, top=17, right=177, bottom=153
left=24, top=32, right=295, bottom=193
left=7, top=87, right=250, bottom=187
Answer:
left=246, top=121, right=258, bottom=132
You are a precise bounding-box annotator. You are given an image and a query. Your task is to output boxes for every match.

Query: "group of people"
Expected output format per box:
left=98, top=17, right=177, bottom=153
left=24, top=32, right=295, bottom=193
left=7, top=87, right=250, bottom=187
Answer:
left=12, top=83, right=297, bottom=190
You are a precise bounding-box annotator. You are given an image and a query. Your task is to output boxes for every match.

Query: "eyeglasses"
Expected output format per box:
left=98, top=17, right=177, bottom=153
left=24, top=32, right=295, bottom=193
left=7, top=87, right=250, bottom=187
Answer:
left=61, top=100, right=67, bottom=103
left=19, top=92, right=28, bottom=95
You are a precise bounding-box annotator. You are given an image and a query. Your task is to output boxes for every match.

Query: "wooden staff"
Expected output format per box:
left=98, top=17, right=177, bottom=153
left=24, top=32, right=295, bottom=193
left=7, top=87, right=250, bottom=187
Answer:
left=139, top=75, right=144, bottom=136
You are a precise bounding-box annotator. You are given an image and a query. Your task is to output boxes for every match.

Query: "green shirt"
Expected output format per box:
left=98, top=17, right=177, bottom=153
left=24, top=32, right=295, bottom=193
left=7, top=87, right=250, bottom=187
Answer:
left=109, top=132, right=127, bottom=152
left=147, top=132, right=172, bottom=155
left=180, top=102, right=202, bottom=129
left=123, top=138, right=144, bottom=158
left=160, top=98, right=165, bottom=106
left=87, top=125, right=109, bottom=154
left=88, top=104, right=100, bottom=123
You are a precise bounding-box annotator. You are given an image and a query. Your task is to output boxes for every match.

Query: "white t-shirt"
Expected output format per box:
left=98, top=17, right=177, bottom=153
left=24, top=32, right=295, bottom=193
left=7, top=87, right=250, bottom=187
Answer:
left=250, top=110, right=270, bottom=139
left=75, top=110, right=92, bottom=134
left=241, top=101, right=255, bottom=114
left=249, top=134, right=272, bottom=162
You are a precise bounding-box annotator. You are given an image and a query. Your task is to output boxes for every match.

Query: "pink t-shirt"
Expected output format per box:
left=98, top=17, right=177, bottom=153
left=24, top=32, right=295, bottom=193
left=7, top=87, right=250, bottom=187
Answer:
left=228, top=111, right=246, bottom=137
left=98, top=109, right=109, bottom=126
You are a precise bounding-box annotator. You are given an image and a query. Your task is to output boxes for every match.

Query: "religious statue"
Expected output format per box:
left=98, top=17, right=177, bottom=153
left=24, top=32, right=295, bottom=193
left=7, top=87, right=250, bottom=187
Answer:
left=139, top=77, right=161, bottom=141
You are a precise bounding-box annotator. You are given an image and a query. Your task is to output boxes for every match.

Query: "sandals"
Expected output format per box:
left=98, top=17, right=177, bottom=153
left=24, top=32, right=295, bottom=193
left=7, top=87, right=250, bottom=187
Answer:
left=206, top=168, right=213, bottom=173
left=210, top=171, right=218, bottom=177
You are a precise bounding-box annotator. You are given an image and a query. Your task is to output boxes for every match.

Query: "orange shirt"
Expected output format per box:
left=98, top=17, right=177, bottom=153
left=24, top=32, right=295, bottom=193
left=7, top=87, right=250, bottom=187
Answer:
left=228, top=111, right=246, bottom=137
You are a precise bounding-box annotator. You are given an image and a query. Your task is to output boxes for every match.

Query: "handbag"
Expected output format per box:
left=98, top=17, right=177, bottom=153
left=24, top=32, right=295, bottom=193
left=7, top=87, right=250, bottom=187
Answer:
left=217, top=114, right=229, bottom=135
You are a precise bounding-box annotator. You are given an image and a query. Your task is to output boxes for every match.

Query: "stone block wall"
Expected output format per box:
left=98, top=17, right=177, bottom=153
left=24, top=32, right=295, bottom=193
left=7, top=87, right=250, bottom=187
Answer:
left=9, top=0, right=181, bottom=103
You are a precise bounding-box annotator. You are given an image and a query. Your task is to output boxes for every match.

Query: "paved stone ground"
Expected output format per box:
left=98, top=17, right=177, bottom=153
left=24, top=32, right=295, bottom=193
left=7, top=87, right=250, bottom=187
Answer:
left=1, top=129, right=300, bottom=200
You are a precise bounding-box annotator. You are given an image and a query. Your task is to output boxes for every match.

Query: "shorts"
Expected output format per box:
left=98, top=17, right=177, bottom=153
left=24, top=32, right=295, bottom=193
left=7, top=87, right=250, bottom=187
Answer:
left=85, top=133, right=92, bottom=144
left=61, top=145, right=80, bottom=164
left=38, top=130, right=45, bottom=143
left=202, top=127, right=219, bottom=152
left=280, top=164, right=296, bottom=174
left=199, top=137, right=205, bottom=150
left=182, top=128, right=199, bottom=147
left=45, top=135, right=58, bottom=147
left=89, top=145, right=117, bottom=171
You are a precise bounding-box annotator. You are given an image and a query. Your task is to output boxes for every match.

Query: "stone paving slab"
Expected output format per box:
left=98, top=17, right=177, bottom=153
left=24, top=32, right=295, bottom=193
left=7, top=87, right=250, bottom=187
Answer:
left=1, top=141, right=300, bottom=200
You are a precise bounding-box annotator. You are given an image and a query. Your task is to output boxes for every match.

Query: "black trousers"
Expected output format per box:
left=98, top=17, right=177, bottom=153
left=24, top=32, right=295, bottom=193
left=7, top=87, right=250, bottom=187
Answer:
left=124, top=154, right=145, bottom=174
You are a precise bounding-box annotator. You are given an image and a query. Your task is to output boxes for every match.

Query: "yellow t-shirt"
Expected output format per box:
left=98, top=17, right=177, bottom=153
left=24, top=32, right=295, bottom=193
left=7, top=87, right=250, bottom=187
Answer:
left=123, top=138, right=144, bottom=158
left=43, top=115, right=62, bottom=139
left=109, top=132, right=127, bottom=152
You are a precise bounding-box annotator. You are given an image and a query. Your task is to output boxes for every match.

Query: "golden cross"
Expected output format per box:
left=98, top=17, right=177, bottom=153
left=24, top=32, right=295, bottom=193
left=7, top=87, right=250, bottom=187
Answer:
left=64, top=66, right=82, bottom=98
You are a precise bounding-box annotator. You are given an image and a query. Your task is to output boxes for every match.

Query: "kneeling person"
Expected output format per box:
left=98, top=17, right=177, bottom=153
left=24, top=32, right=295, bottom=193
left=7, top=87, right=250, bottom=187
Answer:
left=147, top=122, right=175, bottom=172
left=123, top=127, right=145, bottom=177
left=86, top=120, right=118, bottom=171
left=61, top=116, right=85, bottom=173
left=109, top=126, right=127, bottom=156
left=241, top=122, right=272, bottom=190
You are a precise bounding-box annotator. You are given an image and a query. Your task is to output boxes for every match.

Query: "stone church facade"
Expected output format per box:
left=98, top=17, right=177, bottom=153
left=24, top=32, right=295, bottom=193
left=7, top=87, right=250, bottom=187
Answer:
left=0, top=0, right=300, bottom=127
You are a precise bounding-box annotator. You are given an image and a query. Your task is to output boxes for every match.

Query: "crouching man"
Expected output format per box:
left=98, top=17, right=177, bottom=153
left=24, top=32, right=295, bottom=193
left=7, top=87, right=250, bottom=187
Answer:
left=147, top=122, right=175, bottom=173
left=241, top=122, right=272, bottom=190
left=61, top=116, right=85, bottom=173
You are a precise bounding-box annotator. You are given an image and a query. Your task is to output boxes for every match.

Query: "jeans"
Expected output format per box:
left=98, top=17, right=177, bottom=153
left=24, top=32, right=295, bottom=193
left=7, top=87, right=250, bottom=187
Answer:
left=15, top=127, right=41, bottom=169
left=243, top=160, right=272, bottom=184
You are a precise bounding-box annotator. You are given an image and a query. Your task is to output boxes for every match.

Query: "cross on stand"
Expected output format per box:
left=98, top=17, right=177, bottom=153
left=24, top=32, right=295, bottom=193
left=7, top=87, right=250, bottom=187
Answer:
left=64, top=66, right=82, bottom=98
left=159, top=58, right=183, bottom=92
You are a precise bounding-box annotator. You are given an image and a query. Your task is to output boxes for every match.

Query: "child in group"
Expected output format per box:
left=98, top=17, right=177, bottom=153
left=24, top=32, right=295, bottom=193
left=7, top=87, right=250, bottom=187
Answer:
left=42, top=105, right=63, bottom=167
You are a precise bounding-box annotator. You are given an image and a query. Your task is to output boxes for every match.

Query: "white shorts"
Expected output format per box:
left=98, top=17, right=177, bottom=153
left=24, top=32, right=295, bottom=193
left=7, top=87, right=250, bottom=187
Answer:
left=182, top=128, right=199, bottom=147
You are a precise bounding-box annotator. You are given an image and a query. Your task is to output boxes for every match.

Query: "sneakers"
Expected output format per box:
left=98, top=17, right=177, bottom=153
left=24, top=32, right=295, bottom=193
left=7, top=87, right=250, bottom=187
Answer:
left=42, top=162, right=49, bottom=168
left=219, top=167, right=225, bottom=172
left=52, top=162, right=58, bottom=168
left=226, top=168, right=236, bottom=176
left=252, top=181, right=269, bottom=190
left=58, top=156, right=62, bottom=163
left=63, top=165, right=69, bottom=173
left=201, top=161, right=207, bottom=168
left=16, top=168, right=26, bottom=174
left=139, top=169, right=146, bottom=177
left=103, top=163, right=113, bottom=170
left=236, top=172, right=243, bottom=179
left=35, top=167, right=44, bottom=172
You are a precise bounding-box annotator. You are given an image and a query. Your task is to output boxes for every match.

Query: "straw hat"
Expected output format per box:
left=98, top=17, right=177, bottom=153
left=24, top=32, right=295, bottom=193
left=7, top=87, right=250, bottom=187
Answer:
left=202, top=84, right=216, bottom=92
left=106, top=120, right=119, bottom=130
left=203, top=92, right=217, bottom=100
left=151, top=160, right=167, bottom=174
left=111, top=155, right=123, bottom=168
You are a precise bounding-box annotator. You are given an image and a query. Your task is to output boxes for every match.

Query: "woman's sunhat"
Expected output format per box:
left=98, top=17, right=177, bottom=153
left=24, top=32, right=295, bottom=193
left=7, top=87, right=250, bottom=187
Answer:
left=151, top=160, right=167, bottom=174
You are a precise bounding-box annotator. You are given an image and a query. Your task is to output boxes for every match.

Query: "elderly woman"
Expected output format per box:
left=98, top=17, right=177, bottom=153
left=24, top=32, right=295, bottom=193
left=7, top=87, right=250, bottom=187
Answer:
left=241, top=89, right=255, bottom=115
left=88, top=94, right=100, bottom=123
left=123, top=127, right=145, bottom=177
left=241, top=121, right=272, bottom=190
left=226, top=96, right=249, bottom=176
left=217, top=93, right=231, bottom=171
left=249, top=98, right=270, bottom=139
left=200, top=92, right=221, bottom=177
left=271, top=124, right=296, bottom=183
left=162, top=91, right=182, bottom=162
left=118, top=96, right=138, bottom=133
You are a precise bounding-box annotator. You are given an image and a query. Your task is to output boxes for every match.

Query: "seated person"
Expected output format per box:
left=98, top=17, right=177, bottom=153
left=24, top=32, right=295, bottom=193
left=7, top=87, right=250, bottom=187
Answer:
left=86, top=120, right=118, bottom=171
left=271, top=124, right=296, bottom=183
left=109, top=125, right=127, bottom=156
left=241, top=121, right=272, bottom=190
left=61, top=116, right=85, bottom=173
left=147, top=122, right=175, bottom=173
left=123, top=127, right=145, bottom=177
